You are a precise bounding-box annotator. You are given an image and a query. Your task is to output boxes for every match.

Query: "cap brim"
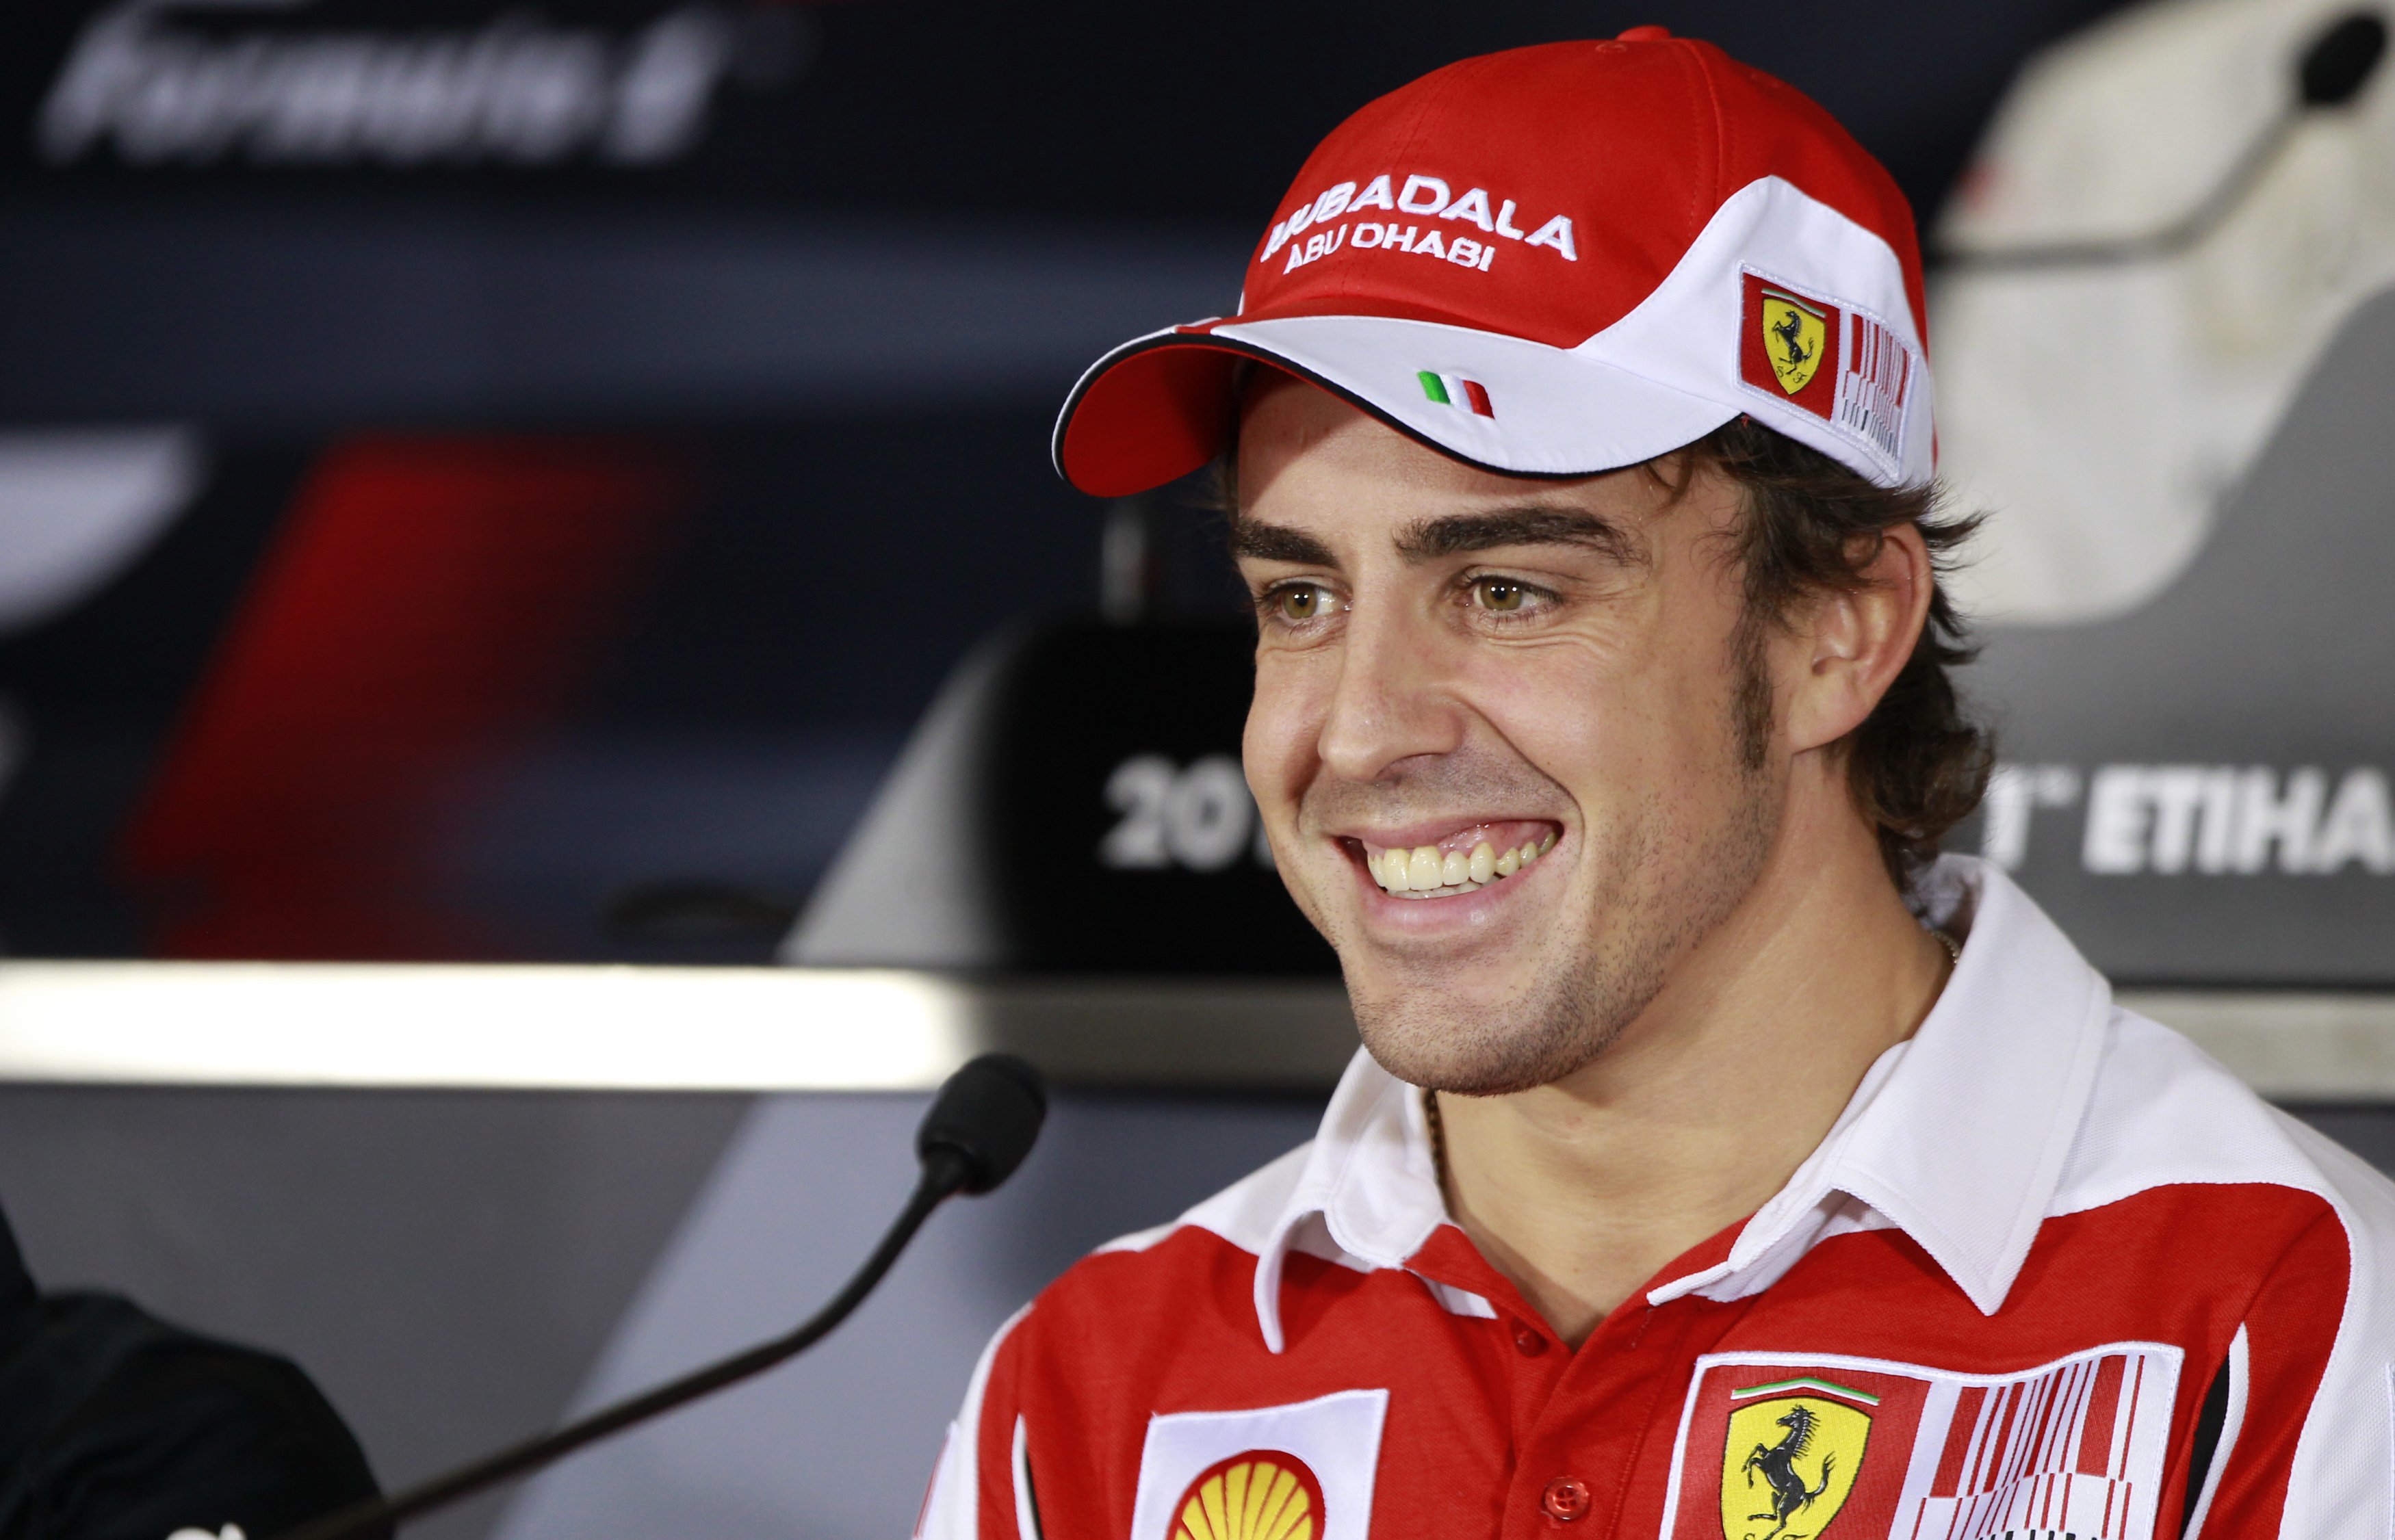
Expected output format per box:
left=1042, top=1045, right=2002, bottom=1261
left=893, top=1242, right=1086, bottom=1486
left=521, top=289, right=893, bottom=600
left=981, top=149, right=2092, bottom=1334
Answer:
left=1052, top=313, right=1740, bottom=499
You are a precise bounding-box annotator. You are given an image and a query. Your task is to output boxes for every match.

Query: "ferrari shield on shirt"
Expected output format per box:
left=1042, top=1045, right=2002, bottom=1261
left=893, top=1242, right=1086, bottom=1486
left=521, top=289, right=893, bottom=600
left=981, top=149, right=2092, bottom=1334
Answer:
left=916, top=858, right=2395, bottom=1540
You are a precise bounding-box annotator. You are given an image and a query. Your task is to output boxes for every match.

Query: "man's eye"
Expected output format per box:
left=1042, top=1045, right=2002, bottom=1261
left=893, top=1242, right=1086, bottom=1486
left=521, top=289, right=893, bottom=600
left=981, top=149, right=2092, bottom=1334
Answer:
left=1473, top=578, right=1529, bottom=612
left=1273, top=584, right=1328, bottom=621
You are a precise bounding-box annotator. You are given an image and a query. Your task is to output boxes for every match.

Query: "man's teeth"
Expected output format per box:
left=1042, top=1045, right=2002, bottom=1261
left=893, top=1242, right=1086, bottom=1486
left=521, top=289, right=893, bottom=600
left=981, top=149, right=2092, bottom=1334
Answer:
left=1371, top=833, right=1556, bottom=898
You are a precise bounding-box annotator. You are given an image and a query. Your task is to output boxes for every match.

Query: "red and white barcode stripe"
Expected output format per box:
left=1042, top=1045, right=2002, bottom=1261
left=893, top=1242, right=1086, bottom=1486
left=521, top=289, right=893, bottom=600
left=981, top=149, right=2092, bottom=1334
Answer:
left=1898, top=1349, right=2170, bottom=1540
left=1835, top=311, right=1915, bottom=466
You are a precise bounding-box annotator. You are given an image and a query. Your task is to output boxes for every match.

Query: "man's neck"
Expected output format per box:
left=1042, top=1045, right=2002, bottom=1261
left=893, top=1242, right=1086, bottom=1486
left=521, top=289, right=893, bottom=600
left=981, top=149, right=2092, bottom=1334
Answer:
left=1431, top=797, right=1952, bottom=1348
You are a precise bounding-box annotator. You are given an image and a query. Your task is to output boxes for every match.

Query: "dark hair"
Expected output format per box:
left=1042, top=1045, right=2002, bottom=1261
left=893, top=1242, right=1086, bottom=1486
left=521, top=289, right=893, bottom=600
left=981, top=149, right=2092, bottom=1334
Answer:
left=1685, top=416, right=1991, bottom=885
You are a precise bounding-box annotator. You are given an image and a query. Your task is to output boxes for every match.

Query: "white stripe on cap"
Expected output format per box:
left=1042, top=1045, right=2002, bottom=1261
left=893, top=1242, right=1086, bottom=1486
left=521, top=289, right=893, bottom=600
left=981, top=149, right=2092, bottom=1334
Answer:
left=1208, top=177, right=1932, bottom=488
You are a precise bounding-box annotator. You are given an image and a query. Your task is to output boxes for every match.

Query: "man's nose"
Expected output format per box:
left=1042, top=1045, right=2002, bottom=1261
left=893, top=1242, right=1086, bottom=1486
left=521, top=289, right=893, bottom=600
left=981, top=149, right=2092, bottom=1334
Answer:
left=1316, top=603, right=1464, bottom=782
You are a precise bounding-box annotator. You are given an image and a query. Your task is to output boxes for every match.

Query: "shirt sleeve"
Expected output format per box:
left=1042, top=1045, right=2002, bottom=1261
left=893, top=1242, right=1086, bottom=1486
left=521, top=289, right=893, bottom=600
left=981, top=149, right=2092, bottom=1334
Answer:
left=916, top=1305, right=1034, bottom=1540
left=2182, top=1205, right=2372, bottom=1539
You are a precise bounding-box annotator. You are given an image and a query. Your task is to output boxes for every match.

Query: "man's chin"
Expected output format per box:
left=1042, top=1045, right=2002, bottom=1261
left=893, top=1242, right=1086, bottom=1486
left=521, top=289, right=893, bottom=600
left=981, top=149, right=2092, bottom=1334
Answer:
left=1346, top=967, right=1616, bottom=1097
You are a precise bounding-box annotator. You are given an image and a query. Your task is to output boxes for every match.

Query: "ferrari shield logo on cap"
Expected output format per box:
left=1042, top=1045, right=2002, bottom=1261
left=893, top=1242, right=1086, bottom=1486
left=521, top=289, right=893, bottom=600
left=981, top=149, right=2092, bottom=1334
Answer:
left=1757, top=289, right=1826, bottom=396
left=1171, top=1450, right=1323, bottom=1540
left=1739, top=271, right=1845, bottom=424
left=1719, top=1381, right=1872, bottom=1540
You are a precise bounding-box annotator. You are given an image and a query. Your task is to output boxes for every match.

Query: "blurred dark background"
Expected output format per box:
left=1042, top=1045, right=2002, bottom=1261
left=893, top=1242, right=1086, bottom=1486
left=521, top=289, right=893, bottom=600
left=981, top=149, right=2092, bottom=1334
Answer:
left=0, top=0, right=2134, bottom=963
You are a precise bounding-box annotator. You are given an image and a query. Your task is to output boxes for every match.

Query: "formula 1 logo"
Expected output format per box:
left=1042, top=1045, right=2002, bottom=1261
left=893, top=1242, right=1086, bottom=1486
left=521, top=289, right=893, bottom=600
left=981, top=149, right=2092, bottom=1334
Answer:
left=36, top=0, right=803, bottom=170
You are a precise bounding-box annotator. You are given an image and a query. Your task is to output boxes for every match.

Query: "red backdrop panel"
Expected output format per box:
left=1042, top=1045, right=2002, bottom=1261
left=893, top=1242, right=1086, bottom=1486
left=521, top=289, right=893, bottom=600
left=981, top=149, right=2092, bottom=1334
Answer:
left=121, top=436, right=682, bottom=959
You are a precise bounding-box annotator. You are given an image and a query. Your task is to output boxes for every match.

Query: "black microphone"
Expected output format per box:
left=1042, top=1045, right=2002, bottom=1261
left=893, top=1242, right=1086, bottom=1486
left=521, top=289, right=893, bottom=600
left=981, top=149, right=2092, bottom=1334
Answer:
left=267, top=1053, right=1048, bottom=1540
left=1932, top=9, right=2387, bottom=273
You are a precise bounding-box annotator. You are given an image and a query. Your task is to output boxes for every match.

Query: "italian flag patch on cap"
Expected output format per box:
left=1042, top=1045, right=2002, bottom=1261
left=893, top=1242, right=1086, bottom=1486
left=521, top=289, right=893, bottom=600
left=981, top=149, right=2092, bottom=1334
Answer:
left=1418, top=371, right=1494, bottom=418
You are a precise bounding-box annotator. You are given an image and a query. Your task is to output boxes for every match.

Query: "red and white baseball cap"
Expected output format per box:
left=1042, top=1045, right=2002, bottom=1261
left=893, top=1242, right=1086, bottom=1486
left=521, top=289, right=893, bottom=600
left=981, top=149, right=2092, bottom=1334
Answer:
left=1053, top=31, right=1932, bottom=497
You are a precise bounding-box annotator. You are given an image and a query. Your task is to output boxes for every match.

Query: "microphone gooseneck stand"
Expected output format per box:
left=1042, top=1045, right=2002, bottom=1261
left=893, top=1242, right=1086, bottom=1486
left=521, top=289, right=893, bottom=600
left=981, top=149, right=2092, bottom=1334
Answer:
left=1931, top=9, right=2387, bottom=274
left=269, top=1052, right=1049, bottom=1540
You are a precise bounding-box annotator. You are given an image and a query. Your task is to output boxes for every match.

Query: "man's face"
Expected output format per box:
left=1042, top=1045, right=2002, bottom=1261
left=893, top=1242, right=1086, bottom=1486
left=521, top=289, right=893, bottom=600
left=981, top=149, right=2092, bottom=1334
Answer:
left=1236, top=378, right=1787, bottom=1096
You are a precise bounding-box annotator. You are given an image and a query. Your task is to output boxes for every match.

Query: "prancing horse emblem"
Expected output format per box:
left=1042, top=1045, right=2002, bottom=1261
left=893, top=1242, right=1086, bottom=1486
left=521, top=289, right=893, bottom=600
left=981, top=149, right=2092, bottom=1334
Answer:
left=1742, top=1406, right=1834, bottom=1540
left=1759, top=288, right=1827, bottom=395
left=1716, top=1387, right=1869, bottom=1540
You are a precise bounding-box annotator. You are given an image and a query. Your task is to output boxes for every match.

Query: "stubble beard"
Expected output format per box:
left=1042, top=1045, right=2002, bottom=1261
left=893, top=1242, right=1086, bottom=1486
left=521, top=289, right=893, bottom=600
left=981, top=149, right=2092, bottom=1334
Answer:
left=1341, top=744, right=1786, bottom=1099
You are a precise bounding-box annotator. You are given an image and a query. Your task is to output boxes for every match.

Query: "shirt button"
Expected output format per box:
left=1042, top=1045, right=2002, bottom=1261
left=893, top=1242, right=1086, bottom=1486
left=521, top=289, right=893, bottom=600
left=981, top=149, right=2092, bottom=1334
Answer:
left=1512, top=1323, right=1548, bottom=1355
left=1541, top=1477, right=1591, bottom=1523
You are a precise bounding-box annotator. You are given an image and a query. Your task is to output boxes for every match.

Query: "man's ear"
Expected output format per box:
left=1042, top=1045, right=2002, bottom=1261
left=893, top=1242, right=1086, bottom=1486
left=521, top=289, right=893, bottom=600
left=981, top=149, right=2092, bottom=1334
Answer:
left=1780, top=523, right=1933, bottom=756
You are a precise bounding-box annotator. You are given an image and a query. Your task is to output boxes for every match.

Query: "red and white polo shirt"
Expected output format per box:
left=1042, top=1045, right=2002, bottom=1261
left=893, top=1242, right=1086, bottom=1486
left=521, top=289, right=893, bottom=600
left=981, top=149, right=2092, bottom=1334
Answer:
left=918, top=858, right=2395, bottom=1540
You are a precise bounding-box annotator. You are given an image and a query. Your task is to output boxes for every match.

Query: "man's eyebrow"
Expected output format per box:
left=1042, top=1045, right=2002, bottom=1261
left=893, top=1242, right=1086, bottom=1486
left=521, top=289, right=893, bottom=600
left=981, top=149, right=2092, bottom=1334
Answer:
left=1394, top=508, right=1646, bottom=565
left=1228, top=517, right=1338, bottom=566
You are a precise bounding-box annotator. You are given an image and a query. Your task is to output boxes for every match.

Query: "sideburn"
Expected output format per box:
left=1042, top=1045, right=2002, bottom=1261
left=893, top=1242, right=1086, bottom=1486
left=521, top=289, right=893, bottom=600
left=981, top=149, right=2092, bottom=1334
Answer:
left=1731, top=608, right=1776, bottom=774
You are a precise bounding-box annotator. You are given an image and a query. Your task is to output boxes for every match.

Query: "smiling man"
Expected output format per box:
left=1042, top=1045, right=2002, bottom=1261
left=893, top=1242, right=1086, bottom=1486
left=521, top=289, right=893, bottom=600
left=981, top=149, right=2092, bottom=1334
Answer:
left=918, top=33, right=2395, bottom=1540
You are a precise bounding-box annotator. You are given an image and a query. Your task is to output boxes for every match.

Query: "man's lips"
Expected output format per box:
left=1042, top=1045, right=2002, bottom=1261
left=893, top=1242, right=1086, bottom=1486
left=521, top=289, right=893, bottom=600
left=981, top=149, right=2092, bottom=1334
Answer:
left=1349, top=820, right=1561, bottom=898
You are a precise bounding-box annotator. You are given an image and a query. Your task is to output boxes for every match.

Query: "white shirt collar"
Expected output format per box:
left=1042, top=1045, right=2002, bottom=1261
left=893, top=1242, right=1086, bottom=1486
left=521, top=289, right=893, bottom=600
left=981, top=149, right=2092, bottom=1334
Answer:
left=1247, top=857, right=2114, bottom=1349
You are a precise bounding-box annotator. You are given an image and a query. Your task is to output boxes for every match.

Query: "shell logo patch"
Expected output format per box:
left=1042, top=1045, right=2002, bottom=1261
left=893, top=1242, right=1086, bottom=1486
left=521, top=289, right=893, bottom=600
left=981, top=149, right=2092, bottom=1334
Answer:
left=1128, top=1389, right=1386, bottom=1540
left=1171, top=1450, right=1323, bottom=1540
left=1662, top=1348, right=2179, bottom=1540
left=1720, top=1379, right=1874, bottom=1540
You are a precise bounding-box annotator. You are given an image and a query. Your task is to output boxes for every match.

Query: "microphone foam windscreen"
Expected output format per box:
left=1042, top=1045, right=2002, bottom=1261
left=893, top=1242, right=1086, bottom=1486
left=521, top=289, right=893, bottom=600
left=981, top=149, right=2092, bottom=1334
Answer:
left=917, top=1054, right=1048, bottom=1194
